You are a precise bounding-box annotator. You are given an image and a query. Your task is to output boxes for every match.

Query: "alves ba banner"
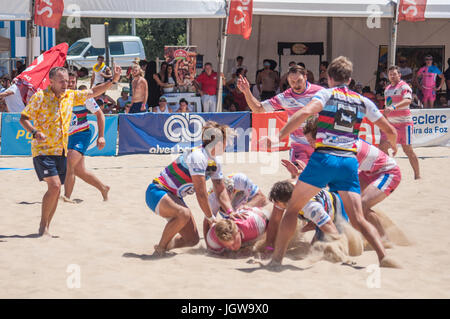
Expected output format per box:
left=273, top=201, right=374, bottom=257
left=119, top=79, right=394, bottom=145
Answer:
left=118, top=112, right=251, bottom=155
left=0, top=113, right=118, bottom=156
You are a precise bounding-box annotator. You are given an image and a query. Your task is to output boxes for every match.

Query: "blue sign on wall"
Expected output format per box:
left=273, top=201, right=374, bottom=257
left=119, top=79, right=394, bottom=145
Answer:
left=118, top=112, right=251, bottom=155
left=0, top=113, right=118, bottom=156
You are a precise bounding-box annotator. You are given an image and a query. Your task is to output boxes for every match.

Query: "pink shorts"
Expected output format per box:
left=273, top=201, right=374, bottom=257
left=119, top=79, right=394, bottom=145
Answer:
left=359, top=167, right=401, bottom=196
left=381, top=123, right=413, bottom=145
left=422, top=88, right=436, bottom=102
left=290, top=143, right=314, bottom=165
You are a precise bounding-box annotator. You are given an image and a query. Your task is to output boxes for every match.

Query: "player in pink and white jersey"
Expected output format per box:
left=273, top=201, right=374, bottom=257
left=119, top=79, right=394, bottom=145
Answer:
left=381, top=65, right=420, bottom=179
left=203, top=207, right=270, bottom=254
left=303, top=117, right=401, bottom=243
left=237, top=65, right=322, bottom=165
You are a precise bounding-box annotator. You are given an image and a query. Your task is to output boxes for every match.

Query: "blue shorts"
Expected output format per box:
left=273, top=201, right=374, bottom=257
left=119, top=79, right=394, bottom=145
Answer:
left=146, top=183, right=171, bottom=215
left=299, top=151, right=361, bottom=194
left=33, top=155, right=67, bottom=184
left=68, top=130, right=92, bottom=155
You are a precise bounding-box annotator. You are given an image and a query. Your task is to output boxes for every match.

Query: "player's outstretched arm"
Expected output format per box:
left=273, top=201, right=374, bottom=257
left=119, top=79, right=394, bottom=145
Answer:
left=280, top=100, right=323, bottom=141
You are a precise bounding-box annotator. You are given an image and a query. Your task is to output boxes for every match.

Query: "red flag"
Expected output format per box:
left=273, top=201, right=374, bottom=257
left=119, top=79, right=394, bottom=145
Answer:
left=14, top=43, right=68, bottom=104
left=34, top=0, right=65, bottom=29
left=227, top=0, right=253, bottom=40
left=398, top=0, right=427, bottom=22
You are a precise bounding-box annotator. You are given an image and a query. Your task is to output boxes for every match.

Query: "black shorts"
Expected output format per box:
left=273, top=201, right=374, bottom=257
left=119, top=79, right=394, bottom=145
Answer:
left=33, top=155, right=67, bottom=184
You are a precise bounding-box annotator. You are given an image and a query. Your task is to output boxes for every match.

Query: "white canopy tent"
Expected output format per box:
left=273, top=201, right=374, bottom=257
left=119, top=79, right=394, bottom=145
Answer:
left=0, top=1, right=31, bottom=21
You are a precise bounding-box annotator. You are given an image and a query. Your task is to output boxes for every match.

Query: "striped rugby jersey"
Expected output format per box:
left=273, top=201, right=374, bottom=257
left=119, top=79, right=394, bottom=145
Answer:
left=298, top=190, right=341, bottom=227
left=356, top=139, right=398, bottom=176
left=69, top=98, right=100, bottom=135
left=153, top=146, right=223, bottom=198
left=312, top=85, right=382, bottom=156
left=261, top=83, right=323, bottom=146
left=384, top=80, right=413, bottom=125
left=208, top=173, right=259, bottom=215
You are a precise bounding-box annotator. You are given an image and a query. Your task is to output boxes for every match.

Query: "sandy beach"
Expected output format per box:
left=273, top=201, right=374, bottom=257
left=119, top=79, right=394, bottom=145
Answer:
left=1, top=146, right=450, bottom=299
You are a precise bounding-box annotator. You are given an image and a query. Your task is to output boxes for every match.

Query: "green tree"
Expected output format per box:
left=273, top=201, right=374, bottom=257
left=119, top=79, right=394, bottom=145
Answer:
left=56, top=18, right=186, bottom=60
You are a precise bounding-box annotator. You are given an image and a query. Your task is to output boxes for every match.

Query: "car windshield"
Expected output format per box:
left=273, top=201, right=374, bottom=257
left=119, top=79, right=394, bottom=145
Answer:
left=68, top=41, right=89, bottom=56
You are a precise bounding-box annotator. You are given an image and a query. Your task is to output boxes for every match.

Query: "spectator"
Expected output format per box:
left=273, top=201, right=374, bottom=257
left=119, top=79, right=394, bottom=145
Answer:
left=437, top=95, right=448, bottom=108
left=279, top=61, right=297, bottom=91
left=145, top=61, right=160, bottom=108
left=77, top=67, right=89, bottom=78
left=163, top=64, right=177, bottom=94
left=298, top=62, right=315, bottom=83
left=416, top=54, right=445, bottom=108
left=348, top=79, right=356, bottom=91
left=444, top=58, right=450, bottom=105
left=398, top=57, right=413, bottom=82
left=0, top=79, right=25, bottom=113
left=227, top=68, right=249, bottom=111
left=319, top=61, right=329, bottom=83
left=362, top=86, right=377, bottom=105
left=257, top=59, right=280, bottom=100
left=139, top=59, right=148, bottom=73
left=95, top=92, right=116, bottom=114
left=90, top=55, right=112, bottom=88
left=355, top=82, right=363, bottom=94
left=194, top=62, right=219, bottom=112
left=11, top=60, right=26, bottom=79
left=117, top=87, right=132, bottom=113
left=375, top=78, right=388, bottom=109
left=176, top=98, right=190, bottom=113
left=129, top=63, right=148, bottom=113
left=410, top=92, right=423, bottom=109
left=227, top=102, right=238, bottom=112
left=231, top=56, right=248, bottom=77
left=154, top=96, right=171, bottom=113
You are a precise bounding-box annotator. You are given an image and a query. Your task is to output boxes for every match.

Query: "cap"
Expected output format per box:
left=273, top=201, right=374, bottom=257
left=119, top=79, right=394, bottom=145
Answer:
left=121, top=87, right=130, bottom=93
left=159, top=96, right=167, bottom=102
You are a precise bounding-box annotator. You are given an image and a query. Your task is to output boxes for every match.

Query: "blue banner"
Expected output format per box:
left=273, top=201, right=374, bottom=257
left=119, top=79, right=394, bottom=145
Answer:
left=118, top=112, right=251, bottom=155
left=0, top=113, right=118, bottom=156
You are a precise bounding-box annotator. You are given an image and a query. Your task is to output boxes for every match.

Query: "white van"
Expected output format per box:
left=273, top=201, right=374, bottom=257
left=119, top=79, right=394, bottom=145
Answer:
left=66, top=36, right=146, bottom=70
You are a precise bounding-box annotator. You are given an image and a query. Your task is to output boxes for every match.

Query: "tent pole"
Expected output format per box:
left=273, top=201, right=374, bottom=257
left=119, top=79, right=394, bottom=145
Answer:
left=27, top=0, right=35, bottom=66
left=388, top=0, right=400, bottom=67
left=216, top=1, right=230, bottom=112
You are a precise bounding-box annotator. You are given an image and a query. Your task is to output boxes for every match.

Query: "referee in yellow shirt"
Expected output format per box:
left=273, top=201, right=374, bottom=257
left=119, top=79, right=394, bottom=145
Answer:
left=20, top=64, right=122, bottom=237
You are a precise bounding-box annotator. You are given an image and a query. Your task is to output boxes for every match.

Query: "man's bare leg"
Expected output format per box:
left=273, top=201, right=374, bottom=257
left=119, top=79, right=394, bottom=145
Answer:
left=154, top=194, right=192, bottom=254
left=166, top=214, right=200, bottom=250
left=270, top=181, right=320, bottom=267
left=402, top=144, right=420, bottom=179
left=338, top=191, right=399, bottom=267
left=361, top=185, right=388, bottom=239
left=64, top=149, right=83, bottom=200
left=40, top=176, right=62, bottom=236
left=74, top=156, right=110, bottom=201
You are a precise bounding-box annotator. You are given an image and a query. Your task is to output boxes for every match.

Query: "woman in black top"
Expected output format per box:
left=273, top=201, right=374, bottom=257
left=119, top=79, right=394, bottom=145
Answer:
left=145, top=61, right=160, bottom=109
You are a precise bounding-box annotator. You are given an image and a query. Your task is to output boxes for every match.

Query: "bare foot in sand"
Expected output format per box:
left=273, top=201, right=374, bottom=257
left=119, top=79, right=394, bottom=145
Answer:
left=380, top=256, right=402, bottom=268
left=153, top=245, right=166, bottom=256
left=101, top=186, right=110, bottom=201
left=265, top=260, right=283, bottom=272
left=61, top=195, right=76, bottom=204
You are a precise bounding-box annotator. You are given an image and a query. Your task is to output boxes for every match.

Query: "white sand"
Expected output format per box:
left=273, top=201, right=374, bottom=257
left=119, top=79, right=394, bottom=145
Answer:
left=1, top=147, right=450, bottom=298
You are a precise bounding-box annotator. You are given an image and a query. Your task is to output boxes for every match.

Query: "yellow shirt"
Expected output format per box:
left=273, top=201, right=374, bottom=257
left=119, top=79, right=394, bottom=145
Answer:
left=21, top=88, right=90, bottom=157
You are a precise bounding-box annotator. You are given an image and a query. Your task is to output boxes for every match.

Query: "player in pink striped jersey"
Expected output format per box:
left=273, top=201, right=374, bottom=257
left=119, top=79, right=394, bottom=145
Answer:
left=381, top=65, right=420, bottom=179
left=204, top=207, right=271, bottom=254
left=303, top=117, right=401, bottom=243
left=237, top=65, right=322, bottom=165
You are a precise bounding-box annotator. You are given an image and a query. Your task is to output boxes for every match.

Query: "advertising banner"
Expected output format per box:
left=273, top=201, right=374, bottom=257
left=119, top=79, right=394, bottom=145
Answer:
left=358, top=109, right=450, bottom=147
left=164, top=46, right=197, bottom=92
left=0, top=113, right=118, bottom=156
left=251, top=112, right=290, bottom=152
left=118, top=112, right=251, bottom=155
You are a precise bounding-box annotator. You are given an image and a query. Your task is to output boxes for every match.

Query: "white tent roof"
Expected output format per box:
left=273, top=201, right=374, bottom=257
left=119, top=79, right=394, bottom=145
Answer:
left=0, top=0, right=31, bottom=20
left=62, top=0, right=227, bottom=18
left=1, top=0, right=449, bottom=20
left=254, top=0, right=394, bottom=17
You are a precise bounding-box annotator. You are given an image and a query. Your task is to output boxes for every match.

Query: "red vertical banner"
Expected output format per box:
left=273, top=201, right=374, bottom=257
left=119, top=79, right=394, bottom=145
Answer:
left=398, top=0, right=427, bottom=22
left=34, top=0, right=65, bottom=29
left=227, top=0, right=253, bottom=40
